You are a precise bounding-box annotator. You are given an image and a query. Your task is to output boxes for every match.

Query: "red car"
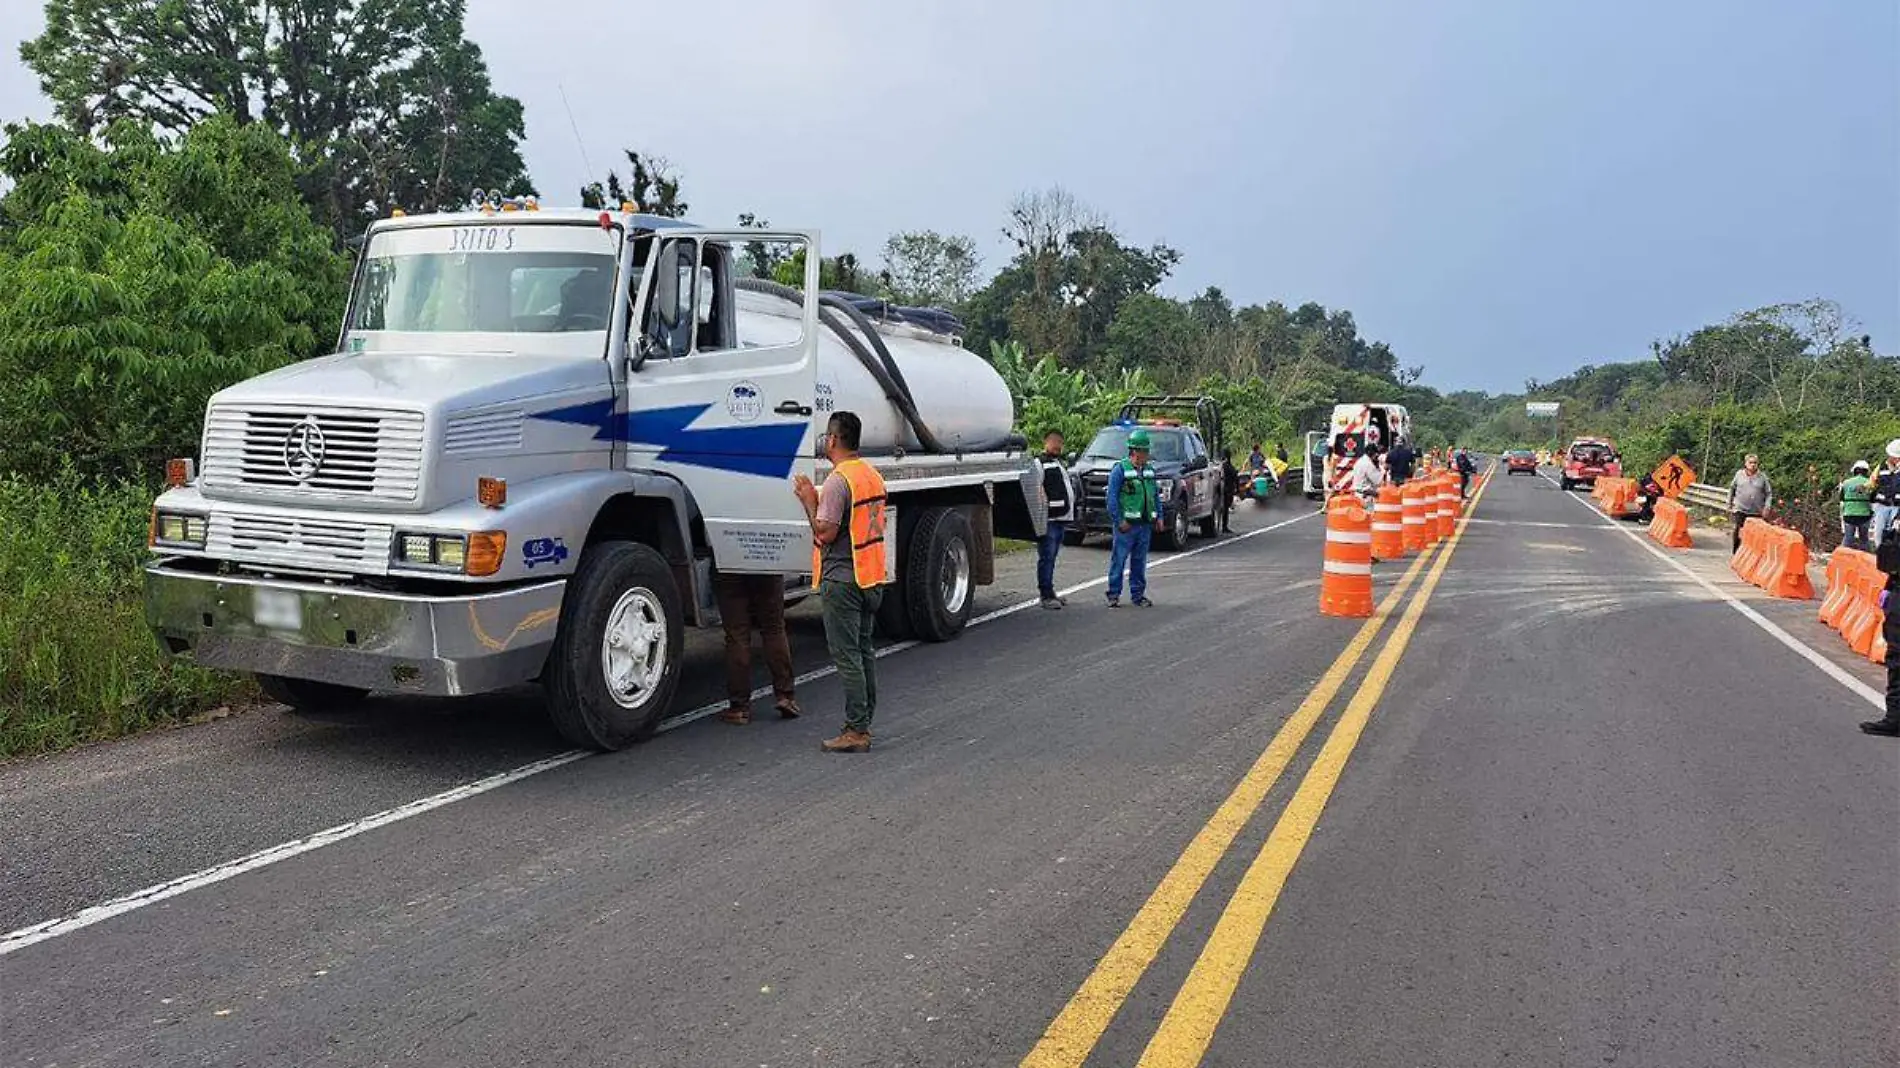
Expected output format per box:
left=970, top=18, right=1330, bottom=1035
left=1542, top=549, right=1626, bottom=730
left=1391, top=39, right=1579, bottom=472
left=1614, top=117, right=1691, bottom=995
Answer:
left=1560, top=437, right=1622, bottom=490
left=1504, top=449, right=1538, bottom=474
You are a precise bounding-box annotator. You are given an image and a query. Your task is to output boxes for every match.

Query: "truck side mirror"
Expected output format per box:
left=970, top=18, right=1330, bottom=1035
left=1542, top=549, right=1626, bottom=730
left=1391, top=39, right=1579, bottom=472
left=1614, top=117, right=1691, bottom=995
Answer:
left=631, top=334, right=660, bottom=372
left=653, top=242, right=683, bottom=330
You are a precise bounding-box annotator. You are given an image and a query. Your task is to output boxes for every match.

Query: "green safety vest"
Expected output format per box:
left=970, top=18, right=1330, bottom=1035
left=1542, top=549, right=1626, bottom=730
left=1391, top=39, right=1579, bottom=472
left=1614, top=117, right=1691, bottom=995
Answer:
left=1116, top=460, right=1159, bottom=521
left=1841, top=475, right=1873, bottom=519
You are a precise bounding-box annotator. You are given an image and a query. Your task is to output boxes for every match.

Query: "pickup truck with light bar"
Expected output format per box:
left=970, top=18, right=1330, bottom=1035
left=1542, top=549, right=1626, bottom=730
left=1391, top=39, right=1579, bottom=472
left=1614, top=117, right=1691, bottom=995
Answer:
left=144, top=197, right=1046, bottom=749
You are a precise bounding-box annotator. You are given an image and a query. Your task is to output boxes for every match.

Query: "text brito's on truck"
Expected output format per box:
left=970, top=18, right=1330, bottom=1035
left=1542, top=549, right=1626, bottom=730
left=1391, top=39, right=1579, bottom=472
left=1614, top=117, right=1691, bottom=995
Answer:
left=144, top=200, right=1048, bottom=749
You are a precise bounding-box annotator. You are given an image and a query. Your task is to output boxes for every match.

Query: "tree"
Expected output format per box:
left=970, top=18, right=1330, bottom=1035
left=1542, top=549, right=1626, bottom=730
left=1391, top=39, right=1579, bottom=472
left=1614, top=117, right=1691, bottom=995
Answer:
left=20, top=0, right=530, bottom=235
left=1187, top=286, right=1233, bottom=333
left=1104, top=293, right=1197, bottom=377
left=0, top=118, right=349, bottom=481
left=771, top=248, right=877, bottom=293
left=733, top=211, right=788, bottom=280
left=881, top=230, right=981, bottom=308
left=580, top=150, right=688, bottom=216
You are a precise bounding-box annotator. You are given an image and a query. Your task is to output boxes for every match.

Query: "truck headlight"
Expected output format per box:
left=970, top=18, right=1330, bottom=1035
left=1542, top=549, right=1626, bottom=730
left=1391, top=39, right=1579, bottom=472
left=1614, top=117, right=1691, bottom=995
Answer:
left=395, top=531, right=506, bottom=576
left=150, top=510, right=208, bottom=548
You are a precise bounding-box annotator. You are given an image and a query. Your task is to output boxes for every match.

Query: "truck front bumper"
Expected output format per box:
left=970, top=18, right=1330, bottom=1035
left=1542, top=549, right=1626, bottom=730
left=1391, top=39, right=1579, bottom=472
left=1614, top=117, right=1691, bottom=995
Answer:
left=144, top=560, right=565, bottom=696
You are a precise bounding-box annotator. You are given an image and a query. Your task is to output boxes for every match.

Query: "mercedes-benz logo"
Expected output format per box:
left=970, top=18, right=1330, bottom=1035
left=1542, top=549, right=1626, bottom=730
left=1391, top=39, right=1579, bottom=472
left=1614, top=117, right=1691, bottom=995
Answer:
left=282, top=416, right=327, bottom=480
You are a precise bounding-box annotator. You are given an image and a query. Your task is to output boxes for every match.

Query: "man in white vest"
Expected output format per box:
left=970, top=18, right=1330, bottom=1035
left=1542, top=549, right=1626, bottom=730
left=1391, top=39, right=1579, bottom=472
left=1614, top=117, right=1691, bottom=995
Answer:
left=1036, top=430, right=1074, bottom=609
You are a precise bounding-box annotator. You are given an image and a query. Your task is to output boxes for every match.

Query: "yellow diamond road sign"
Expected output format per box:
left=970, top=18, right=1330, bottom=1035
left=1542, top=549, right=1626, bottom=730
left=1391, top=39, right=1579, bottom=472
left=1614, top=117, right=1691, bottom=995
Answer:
left=1651, top=455, right=1696, bottom=498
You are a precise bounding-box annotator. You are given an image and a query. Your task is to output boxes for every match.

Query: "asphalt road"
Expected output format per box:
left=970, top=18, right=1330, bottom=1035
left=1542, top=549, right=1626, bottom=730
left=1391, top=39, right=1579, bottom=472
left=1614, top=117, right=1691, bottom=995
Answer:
left=2, top=472, right=1894, bottom=1068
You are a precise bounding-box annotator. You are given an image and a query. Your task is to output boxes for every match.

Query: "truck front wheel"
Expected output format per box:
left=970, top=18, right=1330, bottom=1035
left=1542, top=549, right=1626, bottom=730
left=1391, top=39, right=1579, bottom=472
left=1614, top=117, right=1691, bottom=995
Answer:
left=256, top=674, right=369, bottom=716
left=906, top=506, right=976, bottom=642
left=544, top=540, right=684, bottom=750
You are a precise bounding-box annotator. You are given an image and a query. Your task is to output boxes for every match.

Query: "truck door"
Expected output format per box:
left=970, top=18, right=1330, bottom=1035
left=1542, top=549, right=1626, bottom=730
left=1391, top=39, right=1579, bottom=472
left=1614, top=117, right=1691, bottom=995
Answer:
left=1186, top=430, right=1214, bottom=516
left=625, top=230, right=821, bottom=574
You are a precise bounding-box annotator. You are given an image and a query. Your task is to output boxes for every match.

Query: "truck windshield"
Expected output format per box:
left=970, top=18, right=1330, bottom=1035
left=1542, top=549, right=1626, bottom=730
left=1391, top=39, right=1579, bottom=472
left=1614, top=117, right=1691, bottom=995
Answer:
left=346, top=223, right=622, bottom=337
left=1084, top=428, right=1187, bottom=463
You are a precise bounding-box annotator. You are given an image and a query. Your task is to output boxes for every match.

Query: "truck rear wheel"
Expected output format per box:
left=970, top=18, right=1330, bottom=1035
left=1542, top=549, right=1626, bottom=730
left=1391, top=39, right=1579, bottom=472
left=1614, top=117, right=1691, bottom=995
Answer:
left=1198, top=510, right=1219, bottom=538
left=906, top=506, right=975, bottom=642
left=544, top=541, right=684, bottom=750
left=256, top=674, right=369, bottom=716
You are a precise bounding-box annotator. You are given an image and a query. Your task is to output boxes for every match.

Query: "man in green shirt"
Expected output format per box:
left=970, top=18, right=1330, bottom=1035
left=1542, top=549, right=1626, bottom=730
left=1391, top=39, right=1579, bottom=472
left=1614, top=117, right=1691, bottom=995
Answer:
left=1840, top=460, right=1875, bottom=551
left=1105, top=429, right=1159, bottom=608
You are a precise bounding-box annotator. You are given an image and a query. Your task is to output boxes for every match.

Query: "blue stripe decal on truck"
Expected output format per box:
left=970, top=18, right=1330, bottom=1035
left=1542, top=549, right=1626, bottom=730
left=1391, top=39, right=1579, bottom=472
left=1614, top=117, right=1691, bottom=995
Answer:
left=534, top=400, right=807, bottom=480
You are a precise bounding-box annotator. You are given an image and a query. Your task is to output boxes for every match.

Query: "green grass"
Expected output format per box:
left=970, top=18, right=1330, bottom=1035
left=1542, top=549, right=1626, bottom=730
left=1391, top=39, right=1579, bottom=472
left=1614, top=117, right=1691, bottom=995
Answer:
left=0, top=474, right=254, bottom=758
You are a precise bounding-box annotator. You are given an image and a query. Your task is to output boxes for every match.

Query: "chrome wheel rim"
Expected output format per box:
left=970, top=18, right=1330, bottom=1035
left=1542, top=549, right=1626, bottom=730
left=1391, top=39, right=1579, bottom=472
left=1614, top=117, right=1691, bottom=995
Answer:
left=940, top=538, right=971, bottom=616
left=601, top=587, right=667, bottom=709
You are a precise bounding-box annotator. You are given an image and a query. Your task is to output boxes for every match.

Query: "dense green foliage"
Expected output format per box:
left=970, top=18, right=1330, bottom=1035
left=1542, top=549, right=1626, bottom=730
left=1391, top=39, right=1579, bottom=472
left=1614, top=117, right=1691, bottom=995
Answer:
left=20, top=0, right=529, bottom=234
left=0, top=118, right=349, bottom=483
left=0, top=473, right=255, bottom=757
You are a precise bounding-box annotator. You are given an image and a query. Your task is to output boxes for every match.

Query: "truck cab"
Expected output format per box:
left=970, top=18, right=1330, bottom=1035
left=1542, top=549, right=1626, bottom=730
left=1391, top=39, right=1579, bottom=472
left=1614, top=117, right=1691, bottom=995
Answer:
left=1070, top=396, right=1224, bottom=550
left=143, top=200, right=1044, bottom=750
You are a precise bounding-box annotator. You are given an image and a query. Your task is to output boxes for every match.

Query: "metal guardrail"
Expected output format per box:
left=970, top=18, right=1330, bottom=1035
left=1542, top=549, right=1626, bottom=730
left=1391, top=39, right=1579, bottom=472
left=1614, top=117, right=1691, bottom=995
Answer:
left=1681, top=482, right=1729, bottom=512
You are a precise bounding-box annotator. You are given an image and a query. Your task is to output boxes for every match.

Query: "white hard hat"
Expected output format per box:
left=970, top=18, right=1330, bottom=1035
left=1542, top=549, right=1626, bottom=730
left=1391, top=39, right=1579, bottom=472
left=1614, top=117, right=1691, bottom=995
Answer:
left=1888, top=438, right=1900, bottom=459
left=1852, top=460, right=1870, bottom=473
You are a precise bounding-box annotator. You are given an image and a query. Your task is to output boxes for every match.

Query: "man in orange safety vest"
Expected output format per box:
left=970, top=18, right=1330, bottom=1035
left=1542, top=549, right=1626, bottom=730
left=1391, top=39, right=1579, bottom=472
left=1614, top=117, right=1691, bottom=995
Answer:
left=794, top=410, right=889, bottom=753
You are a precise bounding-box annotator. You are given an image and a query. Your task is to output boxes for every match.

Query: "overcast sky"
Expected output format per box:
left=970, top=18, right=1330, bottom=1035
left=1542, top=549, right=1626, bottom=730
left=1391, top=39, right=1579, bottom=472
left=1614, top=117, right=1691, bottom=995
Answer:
left=3, top=0, right=1895, bottom=391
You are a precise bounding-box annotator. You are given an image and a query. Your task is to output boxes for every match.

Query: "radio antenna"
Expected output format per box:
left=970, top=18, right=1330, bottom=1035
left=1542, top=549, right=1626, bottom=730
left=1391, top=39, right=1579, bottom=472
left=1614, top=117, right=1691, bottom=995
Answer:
left=558, top=82, right=595, bottom=180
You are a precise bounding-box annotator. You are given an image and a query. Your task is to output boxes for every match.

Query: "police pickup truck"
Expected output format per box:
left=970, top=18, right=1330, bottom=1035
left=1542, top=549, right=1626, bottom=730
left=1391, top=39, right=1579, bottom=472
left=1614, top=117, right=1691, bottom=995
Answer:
left=1068, top=396, right=1224, bottom=550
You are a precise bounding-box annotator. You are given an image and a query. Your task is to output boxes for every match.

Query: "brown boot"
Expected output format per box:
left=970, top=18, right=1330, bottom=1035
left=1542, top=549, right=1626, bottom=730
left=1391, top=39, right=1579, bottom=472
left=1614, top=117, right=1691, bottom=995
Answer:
left=774, top=697, right=802, bottom=720
left=716, top=707, right=750, bottom=726
left=820, top=728, right=871, bottom=753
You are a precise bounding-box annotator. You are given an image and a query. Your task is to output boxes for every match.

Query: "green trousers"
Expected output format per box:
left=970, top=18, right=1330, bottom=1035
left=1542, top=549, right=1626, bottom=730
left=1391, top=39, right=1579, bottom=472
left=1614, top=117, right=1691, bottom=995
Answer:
left=820, top=579, right=883, bottom=732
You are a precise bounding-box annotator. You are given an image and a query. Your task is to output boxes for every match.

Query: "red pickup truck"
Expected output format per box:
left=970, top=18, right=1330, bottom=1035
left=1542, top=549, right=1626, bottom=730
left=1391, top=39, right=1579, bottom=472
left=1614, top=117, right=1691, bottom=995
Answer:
left=1560, top=437, right=1622, bottom=490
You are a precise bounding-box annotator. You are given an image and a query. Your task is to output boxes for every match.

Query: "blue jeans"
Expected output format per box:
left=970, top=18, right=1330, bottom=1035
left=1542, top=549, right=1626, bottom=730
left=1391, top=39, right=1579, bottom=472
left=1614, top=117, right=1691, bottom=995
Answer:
left=1873, top=503, right=1897, bottom=549
left=1037, top=521, right=1066, bottom=599
left=1107, top=522, right=1152, bottom=601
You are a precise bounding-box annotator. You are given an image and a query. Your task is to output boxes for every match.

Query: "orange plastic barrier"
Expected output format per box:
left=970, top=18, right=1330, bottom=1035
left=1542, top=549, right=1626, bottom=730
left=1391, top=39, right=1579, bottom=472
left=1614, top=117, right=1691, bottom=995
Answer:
left=1730, top=518, right=1814, bottom=600
left=1434, top=475, right=1456, bottom=539
left=1820, top=548, right=1887, bottom=664
left=1320, top=494, right=1374, bottom=618
left=1401, top=480, right=1430, bottom=553
left=1593, top=477, right=1641, bottom=519
left=1371, top=484, right=1405, bottom=561
left=1645, top=498, right=1693, bottom=549
left=1819, top=549, right=1868, bottom=630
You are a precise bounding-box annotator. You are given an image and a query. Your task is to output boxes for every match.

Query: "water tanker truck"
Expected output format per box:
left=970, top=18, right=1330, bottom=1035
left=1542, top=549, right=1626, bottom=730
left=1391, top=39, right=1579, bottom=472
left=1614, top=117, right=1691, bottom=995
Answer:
left=143, top=200, right=1047, bottom=749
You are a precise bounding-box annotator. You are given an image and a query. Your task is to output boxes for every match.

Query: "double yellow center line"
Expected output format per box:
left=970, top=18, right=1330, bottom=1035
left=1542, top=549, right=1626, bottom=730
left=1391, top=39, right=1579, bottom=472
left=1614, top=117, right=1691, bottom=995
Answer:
left=1022, top=472, right=1493, bottom=1068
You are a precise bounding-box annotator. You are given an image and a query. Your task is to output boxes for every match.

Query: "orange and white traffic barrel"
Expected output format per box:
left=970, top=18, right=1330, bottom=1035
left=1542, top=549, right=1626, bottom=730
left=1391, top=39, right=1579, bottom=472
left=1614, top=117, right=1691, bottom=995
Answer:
left=1372, top=484, right=1404, bottom=561
left=1434, top=475, right=1457, bottom=539
left=1401, top=480, right=1430, bottom=552
left=1320, top=494, right=1375, bottom=618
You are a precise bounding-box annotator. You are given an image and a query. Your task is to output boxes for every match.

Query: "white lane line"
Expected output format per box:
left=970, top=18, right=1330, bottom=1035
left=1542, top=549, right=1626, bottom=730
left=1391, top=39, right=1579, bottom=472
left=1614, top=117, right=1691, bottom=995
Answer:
left=0, top=509, right=1320, bottom=957
left=1537, top=471, right=1883, bottom=708
left=0, top=751, right=590, bottom=956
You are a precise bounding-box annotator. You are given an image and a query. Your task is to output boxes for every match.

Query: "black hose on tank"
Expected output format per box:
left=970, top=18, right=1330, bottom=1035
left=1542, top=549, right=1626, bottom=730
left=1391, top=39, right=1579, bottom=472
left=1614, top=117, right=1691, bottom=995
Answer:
left=734, top=277, right=946, bottom=454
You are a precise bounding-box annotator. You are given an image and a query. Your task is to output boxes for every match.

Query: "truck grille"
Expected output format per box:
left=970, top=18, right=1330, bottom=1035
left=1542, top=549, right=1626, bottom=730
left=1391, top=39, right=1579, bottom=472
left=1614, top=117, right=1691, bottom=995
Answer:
left=206, top=513, right=394, bottom=575
left=201, top=404, right=425, bottom=501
